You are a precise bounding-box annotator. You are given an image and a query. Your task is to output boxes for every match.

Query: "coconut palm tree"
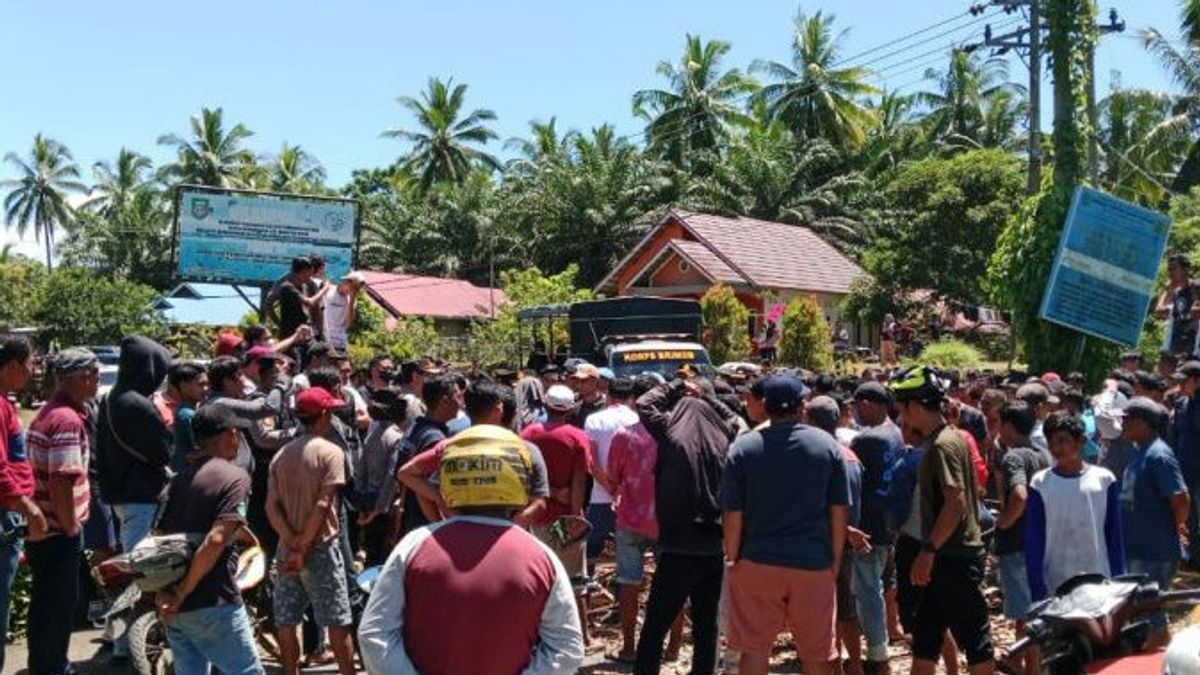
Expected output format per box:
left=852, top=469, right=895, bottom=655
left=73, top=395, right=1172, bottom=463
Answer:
left=1142, top=20, right=1200, bottom=193
left=1, top=134, right=86, bottom=270
left=85, top=148, right=153, bottom=214
left=632, top=34, right=757, bottom=166
left=1098, top=87, right=1188, bottom=203
left=157, top=107, right=256, bottom=188
left=860, top=90, right=929, bottom=176
left=917, top=50, right=1024, bottom=150
left=382, top=77, right=501, bottom=193
left=751, top=10, right=879, bottom=149
left=269, top=144, right=327, bottom=193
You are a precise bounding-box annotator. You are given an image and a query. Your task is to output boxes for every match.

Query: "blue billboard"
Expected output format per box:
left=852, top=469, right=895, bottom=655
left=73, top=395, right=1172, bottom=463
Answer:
left=175, top=186, right=359, bottom=285
left=1039, top=186, right=1171, bottom=346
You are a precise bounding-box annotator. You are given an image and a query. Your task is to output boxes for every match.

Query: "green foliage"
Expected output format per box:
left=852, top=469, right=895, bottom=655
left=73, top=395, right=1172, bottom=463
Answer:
left=32, top=267, right=164, bottom=347
left=778, top=295, right=833, bottom=371
left=866, top=149, right=1025, bottom=305
left=1, top=134, right=87, bottom=269
left=6, top=562, right=30, bottom=641
left=700, top=283, right=751, bottom=364
left=0, top=260, right=46, bottom=330
left=917, top=339, right=984, bottom=368
left=469, top=266, right=594, bottom=366
left=60, top=189, right=174, bottom=290
left=157, top=107, right=256, bottom=188
left=346, top=295, right=440, bottom=364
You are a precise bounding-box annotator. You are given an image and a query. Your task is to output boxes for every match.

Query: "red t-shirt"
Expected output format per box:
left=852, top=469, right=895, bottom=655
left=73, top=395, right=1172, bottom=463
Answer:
left=520, top=421, right=590, bottom=523
left=26, top=394, right=90, bottom=539
left=0, top=396, right=33, bottom=500
left=404, top=520, right=555, bottom=675
left=958, top=428, right=989, bottom=492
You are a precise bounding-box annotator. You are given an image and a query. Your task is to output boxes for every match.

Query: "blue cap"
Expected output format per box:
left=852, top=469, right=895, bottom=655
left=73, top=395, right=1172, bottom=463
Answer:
left=763, top=374, right=809, bottom=415
left=597, top=367, right=616, bottom=382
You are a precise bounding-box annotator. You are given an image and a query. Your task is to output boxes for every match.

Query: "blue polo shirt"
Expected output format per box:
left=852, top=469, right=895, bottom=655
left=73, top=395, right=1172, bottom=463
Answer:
left=1121, top=437, right=1188, bottom=562
left=720, top=422, right=849, bottom=570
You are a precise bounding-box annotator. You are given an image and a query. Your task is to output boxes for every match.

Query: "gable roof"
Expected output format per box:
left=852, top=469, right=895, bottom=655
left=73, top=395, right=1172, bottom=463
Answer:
left=598, top=209, right=864, bottom=295
left=360, top=270, right=504, bottom=321
left=672, top=210, right=863, bottom=293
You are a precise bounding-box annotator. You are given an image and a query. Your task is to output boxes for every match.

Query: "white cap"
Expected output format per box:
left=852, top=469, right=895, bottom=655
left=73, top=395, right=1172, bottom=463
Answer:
left=545, top=384, right=577, bottom=412
left=342, top=271, right=366, bottom=284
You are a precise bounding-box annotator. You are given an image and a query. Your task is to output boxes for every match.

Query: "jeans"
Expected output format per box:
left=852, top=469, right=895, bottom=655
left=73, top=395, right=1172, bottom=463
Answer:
left=0, top=510, right=23, bottom=674
left=167, top=602, right=264, bottom=675
left=113, top=502, right=159, bottom=552
left=1127, top=558, right=1178, bottom=630
left=26, top=533, right=82, bottom=675
left=635, top=552, right=724, bottom=675
left=113, top=502, right=159, bottom=655
left=586, top=503, right=616, bottom=561
left=998, top=552, right=1033, bottom=620
left=851, top=545, right=892, bottom=661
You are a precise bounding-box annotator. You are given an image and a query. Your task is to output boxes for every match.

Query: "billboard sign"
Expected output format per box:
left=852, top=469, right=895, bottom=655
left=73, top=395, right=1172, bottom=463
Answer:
left=175, top=185, right=359, bottom=285
left=1039, top=186, right=1171, bottom=346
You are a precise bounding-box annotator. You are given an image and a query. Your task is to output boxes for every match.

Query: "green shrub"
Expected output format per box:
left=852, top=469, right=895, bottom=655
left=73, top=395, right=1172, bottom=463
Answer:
left=700, top=283, right=750, bottom=364
left=918, top=340, right=984, bottom=368
left=778, top=295, right=834, bottom=371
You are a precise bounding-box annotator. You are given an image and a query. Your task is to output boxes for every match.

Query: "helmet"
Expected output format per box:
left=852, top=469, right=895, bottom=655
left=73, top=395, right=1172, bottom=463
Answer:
left=889, top=365, right=947, bottom=404
left=439, top=425, right=531, bottom=510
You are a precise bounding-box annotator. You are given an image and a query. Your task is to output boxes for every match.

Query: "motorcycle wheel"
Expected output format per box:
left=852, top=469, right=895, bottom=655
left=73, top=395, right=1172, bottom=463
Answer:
left=129, top=611, right=174, bottom=675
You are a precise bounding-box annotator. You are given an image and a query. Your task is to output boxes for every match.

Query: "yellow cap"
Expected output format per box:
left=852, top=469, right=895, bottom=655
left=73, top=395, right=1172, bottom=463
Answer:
left=439, top=425, right=531, bottom=510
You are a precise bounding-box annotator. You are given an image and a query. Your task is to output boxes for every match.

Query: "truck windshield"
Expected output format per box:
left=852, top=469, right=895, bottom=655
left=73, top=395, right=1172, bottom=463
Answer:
left=610, top=348, right=714, bottom=380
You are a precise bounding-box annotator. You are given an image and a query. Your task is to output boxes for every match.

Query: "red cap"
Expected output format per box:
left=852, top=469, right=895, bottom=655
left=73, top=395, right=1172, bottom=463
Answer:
left=1042, top=372, right=1062, bottom=383
left=245, top=345, right=279, bottom=363
left=294, top=387, right=345, bottom=418
left=216, top=332, right=242, bottom=357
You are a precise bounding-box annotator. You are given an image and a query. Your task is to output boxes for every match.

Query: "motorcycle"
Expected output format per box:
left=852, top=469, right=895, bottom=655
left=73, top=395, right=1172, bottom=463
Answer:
left=1001, top=574, right=1200, bottom=674
left=100, top=545, right=269, bottom=675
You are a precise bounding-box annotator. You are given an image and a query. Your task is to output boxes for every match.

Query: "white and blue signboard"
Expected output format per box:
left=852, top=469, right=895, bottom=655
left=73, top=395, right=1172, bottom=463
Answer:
left=175, top=186, right=359, bottom=285
left=1039, top=186, right=1171, bottom=346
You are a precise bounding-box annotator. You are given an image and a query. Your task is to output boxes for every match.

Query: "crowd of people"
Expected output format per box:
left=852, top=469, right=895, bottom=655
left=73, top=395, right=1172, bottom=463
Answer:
left=0, top=276, right=1198, bottom=675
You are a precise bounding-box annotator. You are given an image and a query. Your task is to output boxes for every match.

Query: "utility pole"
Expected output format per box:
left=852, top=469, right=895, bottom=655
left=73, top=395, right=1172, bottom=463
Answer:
left=1028, top=0, right=1042, bottom=193
left=1087, top=9, right=1126, bottom=181
left=969, top=1, right=1124, bottom=193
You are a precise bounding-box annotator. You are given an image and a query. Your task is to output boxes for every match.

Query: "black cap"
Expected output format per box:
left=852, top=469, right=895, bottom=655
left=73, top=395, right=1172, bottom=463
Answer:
left=191, top=405, right=251, bottom=442
left=1124, top=397, right=1167, bottom=426
left=539, top=364, right=560, bottom=376
left=609, top=377, right=635, bottom=396
left=1136, top=370, right=1168, bottom=391
left=1120, top=351, right=1143, bottom=363
left=853, top=381, right=892, bottom=405
left=1174, top=361, right=1200, bottom=381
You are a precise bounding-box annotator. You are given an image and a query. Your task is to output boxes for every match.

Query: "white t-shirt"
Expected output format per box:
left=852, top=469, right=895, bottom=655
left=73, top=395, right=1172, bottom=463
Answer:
left=323, top=291, right=352, bottom=349
left=584, top=404, right=640, bottom=505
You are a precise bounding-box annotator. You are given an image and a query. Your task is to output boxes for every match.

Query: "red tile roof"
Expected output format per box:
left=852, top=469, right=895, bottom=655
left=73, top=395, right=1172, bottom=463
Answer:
left=668, top=239, right=744, bottom=284
left=672, top=210, right=863, bottom=294
left=359, top=270, right=504, bottom=320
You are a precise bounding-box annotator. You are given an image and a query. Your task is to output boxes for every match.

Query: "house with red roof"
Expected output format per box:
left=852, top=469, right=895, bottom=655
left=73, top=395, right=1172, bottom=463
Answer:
left=596, top=209, right=869, bottom=344
left=359, top=270, right=505, bottom=335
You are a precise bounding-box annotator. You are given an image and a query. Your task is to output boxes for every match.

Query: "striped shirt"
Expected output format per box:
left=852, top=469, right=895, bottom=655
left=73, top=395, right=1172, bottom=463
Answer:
left=27, top=393, right=90, bottom=540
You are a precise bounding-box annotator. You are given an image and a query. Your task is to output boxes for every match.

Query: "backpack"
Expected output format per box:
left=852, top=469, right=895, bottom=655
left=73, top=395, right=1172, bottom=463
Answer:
left=882, top=446, right=923, bottom=533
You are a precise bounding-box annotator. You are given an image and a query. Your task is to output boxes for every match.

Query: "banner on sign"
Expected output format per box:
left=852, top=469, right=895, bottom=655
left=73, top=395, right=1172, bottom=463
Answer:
left=174, top=185, right=360, bottom=285
left=1038, top=186, right=1171, bottom=346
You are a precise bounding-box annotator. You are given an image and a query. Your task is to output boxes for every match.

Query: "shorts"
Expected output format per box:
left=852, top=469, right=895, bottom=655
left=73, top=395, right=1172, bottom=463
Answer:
left=614, top=528, right=655, bottom=586
left=895, top=535, right=921, bottom=635
left=911, top=552, right=993, bottom=666
left=532, top=523, right=588, bottom=589
left=273, top=541, right=353, bottom=627
left=837, top=553, right=857, bottom=622
left=726, top=559, right=837, bottom=663
left=998, top=552, right=1033, bottom=620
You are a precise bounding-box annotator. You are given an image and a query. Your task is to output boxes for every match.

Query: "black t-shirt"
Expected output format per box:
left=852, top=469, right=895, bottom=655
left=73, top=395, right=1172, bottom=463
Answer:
left=1171, top=284, right=1198, bottom=355
left=994, top=445, right=1051, bottom=555
left=276, top=280, right=307, bottom=338
left=158, top=456, right=252, bottom=612
left=957, top=404, right=988, bottom=448
left=399, top=417, right=449, bottom=534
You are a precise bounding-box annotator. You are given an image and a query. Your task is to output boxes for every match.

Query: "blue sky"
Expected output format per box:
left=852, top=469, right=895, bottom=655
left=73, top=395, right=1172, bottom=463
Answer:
left=0, top=0, right=1183, bottom=256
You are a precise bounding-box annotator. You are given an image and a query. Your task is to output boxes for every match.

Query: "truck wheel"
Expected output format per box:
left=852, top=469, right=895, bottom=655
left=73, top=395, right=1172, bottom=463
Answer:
left=129, top=610, right=174, bottom=675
